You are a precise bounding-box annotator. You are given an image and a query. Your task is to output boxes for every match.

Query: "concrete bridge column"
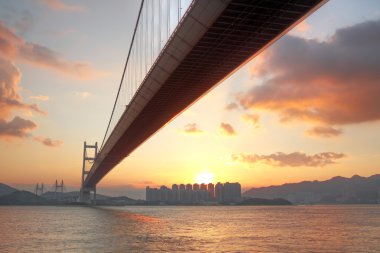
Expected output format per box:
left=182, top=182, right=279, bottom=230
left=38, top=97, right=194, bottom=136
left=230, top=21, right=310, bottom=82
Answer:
left=80, top=141, right=98, bottom=205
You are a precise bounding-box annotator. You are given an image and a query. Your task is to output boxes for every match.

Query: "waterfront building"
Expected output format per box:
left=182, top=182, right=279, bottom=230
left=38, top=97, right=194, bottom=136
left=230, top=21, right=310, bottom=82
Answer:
left=215, top=182, right=223, bottom=202
left=200, top=189, right=208, bottom=201
left=179, top=184, right=186, bottom=201
left=207, top=183, right=214, bottom=200
left=172, top=184, right=179, bottom=201
left=146, top=181, right=241, bottom=203
left=222, top=182, right=241, bottom=202
left=146, top=186, right=151, bottom=201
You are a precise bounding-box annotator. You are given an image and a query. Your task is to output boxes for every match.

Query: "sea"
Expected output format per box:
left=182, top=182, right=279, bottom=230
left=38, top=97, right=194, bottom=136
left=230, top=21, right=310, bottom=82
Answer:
left=0, top=205, right=379, bottom=252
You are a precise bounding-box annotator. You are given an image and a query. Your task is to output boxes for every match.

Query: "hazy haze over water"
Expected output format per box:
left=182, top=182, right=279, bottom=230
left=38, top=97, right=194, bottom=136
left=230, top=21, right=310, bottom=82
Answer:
left=0, top=205, right=379, bottom=252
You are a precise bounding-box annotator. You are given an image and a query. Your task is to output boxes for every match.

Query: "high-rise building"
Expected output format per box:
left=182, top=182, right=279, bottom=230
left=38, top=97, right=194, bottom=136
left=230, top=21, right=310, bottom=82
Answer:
left=200, top=183, right=207, bottom=191
left=160, top=185, right=169, bottom=202
left=146, top=186, right=151, bottom=201
left=184, top=184, right=193, bottom=202
left=172, top=184, right=179, bottom=202
left=193, top=183, right=200, bottom=190
left=222, top=182, right=241, bottom=202
left=215, top=182, right=223, bottom=202
left=207, top=183, right=214, bottom=200
left=179, top=184, right=186, bottom=201
left=199, top=189, right=208, bottom=201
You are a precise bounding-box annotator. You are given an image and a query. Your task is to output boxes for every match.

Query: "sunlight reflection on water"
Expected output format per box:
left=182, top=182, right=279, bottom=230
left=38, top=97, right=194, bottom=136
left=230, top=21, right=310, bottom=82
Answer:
left=0, top=205, right=380, bottom=252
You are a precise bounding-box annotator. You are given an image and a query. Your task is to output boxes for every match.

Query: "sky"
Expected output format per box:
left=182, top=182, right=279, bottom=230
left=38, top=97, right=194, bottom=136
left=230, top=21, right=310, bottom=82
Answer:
left=0, top=0, right=379, bottom=199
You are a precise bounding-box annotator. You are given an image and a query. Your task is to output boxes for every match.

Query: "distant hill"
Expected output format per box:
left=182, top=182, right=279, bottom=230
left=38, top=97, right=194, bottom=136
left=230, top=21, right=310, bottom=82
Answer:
left=237, top=198, right=292, bottom=206
left=42, top=191, right=117, bottom=201
left=0, top=190, right=48, bottom=205
left=243, top=174, right=380, bottom=204
left=41, top=191, right=136, bottom=205
left=0, top=183, right=18, bottom=197
left=0, top=185, right=137, bottom=206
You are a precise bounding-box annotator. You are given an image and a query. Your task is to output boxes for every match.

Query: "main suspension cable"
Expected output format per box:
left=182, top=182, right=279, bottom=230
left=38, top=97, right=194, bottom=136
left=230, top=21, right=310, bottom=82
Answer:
left=100, top=0, right=145, bottom=150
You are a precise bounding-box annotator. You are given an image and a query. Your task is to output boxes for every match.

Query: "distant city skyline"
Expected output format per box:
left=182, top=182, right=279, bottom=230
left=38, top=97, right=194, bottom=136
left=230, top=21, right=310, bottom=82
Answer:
left=146, top=182, right=241, bottom=203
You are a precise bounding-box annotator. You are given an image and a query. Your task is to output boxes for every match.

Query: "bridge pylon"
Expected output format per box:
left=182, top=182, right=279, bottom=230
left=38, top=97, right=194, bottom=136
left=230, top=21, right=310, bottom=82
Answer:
left=35, top=183, right=44, bottom=196
left=80, top=141, right=98, bottom=204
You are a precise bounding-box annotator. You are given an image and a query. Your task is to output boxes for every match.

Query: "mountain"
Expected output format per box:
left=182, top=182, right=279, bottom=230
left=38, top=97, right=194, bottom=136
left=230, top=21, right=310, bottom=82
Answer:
left=0, top=183, right=18, bottom=197
left=0, top=190, right=48, bottom=205
left=237, top=198, right=292, bottom=206
left=243, top=174, right=380, bottom=204
left=42, top=191, right=130, bottom=201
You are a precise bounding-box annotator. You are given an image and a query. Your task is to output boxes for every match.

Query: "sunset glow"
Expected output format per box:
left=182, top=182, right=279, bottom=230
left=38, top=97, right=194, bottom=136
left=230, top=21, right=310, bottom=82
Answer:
left=0, top=0, right=379, bottom=200
left=195, top=172, right=214, bottom=184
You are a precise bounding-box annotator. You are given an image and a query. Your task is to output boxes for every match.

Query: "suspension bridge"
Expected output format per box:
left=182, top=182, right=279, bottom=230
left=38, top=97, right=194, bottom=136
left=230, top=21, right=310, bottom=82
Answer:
left=80, top=0, right=326, bottom=203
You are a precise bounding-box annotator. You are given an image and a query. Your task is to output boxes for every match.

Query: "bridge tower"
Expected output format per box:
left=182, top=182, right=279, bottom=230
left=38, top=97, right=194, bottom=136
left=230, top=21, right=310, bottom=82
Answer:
left=35, top=183, right=44, bottom=196
left=53, top=179, right=65, bottom=200
left=80, top=141, right=98, bottom=204
left=54, top=180, right=64, bottom=193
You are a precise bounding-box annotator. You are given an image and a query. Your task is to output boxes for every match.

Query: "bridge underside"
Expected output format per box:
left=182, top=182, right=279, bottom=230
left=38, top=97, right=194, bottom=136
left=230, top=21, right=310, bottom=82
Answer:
left=84, top=0, right=325, bottom=188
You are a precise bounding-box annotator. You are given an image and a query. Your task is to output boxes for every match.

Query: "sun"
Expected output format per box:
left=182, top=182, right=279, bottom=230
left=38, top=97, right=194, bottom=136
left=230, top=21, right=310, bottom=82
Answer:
left=195, top=172, right=214, bottom=184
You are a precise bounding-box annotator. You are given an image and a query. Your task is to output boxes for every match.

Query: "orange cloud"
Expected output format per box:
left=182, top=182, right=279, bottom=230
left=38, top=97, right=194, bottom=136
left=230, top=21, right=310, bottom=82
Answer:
left=241, top=113, right=260, bottom=128
left=0, top=49, right=46, bottom=143
left=0, top=22, right=99, bottom=79
left=41, top=0, right=85, bottom=12
left=220, top=122, right=236, bottom=136
left=225, top=102, right=239, bottom=110
left=236, top=20, right=380, bottom=127
left=0, top=116, right=37, bottom=139
left=306, top=126, right=342, bottom=138
left=29, top=95, right=49, bottom=101
left=0, top=56, right=46, bottom=118
left=232, top=152, right=345, bottom=167
left=34, top=136, right=63, bottom=147
left=183, top=123, right=203, bottom=134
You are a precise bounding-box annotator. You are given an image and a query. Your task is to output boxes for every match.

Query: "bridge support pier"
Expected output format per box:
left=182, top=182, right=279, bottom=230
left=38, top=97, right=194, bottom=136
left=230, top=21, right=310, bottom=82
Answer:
left=80, top=141, right=98, bottom=205
left=80, top=186, right=96, bottom=204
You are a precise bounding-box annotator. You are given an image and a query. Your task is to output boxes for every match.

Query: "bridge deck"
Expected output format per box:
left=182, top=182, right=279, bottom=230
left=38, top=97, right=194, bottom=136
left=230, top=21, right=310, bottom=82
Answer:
left=84, top=0, right=325, bottom=188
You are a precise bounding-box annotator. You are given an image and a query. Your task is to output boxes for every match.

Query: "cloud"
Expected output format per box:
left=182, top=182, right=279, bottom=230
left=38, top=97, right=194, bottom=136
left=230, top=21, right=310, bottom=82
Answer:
left=220, top=122, right=236, bottom=136
left=241, top=113, right=260, bottom=128
left=183, top=123, right=203, bottom=134
left=41, top=0, right=85, bottom=12
left=34, top=136, right=63, bottom=147
left=0, top=21, right=99, bottom=79
left=0, top=53, right=46, bottom=143
left=306, top=126, right=342, bottom=138
left=75, top=91, right=91, bottom=100
left=29, top=95, right=49, bottom=101
left=0, top=116, right=37, bottom=139
left=29, top=104, right=47, bottom=115
left=225, top=102, right=239, bottom=110
left=19, top=43, right=98, bottom=79
left=232, top=152, right=345, bottom=167
left=0, top=56, right=46, bottom=118
left=236, top=19, right=380, bottom=126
